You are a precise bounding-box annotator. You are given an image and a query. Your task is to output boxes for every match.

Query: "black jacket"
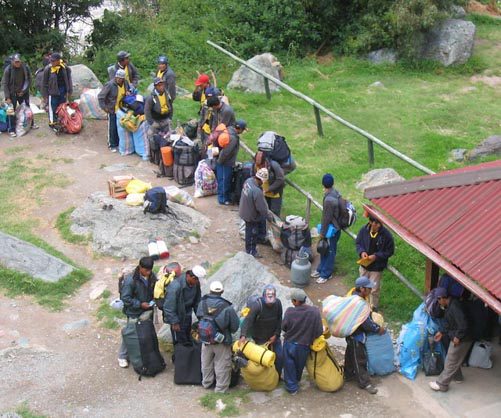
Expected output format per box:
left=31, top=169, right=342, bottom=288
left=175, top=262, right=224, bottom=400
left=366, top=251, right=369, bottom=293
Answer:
left=42, top=64, right=72, bottom=98
left=2, top=63, right=31, bottom=98
left=217, top=126, right=240, bottom=167
left=443, top=298, right=470, bottom=341
left=162, top=274, right=201, bottom=325
left=320, top=188, right=341, bottom=233
left=97, top=79, right=130, bottom=114
left=108, top=62, right=139, bottom=88
left=120, top=267, right=157, bottom=318
left=266, top=159, right=285, bottom=195
left=158, top=66, right=176, bottom=101
left=240, top=297, right=283, bottom=343
left=144, top=90, right=173, bottom=124
left=196, top=294, right=240, bottom=344
left=355, top=223, right=395, bottom=271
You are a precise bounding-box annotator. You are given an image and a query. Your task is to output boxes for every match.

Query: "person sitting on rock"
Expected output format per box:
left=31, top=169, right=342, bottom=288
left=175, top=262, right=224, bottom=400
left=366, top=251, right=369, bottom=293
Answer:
left=144, top=77, right=173, bottom=143
left=162, top=265, right=206, bottom=345
left=118, top=256, right=157, bottom=368
left=239, top=284, right=284, bottom=374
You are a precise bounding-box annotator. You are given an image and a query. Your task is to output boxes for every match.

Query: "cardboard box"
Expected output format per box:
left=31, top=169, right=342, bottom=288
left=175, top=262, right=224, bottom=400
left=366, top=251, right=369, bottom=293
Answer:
left=108, top=175, right=134, bottom=199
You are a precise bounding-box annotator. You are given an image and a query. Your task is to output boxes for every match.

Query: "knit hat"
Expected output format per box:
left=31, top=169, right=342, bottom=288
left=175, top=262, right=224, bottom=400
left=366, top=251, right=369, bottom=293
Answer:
left=322, top=173, right=334, bottom=188
left=256, top=168, right=269, bottom=181
left=50, top=52, right=62, bottom=62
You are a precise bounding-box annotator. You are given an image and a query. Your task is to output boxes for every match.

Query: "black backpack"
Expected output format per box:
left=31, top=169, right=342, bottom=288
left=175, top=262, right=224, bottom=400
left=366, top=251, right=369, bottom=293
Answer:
left=173, top=138, right=198, bottom=167
left=144, top=187, right=168, bottom=214
left=257, top=131, right=291, bottom=165
left=230, top=161, right=254, bottom=204
left=337, top=197, right=357, bottom=229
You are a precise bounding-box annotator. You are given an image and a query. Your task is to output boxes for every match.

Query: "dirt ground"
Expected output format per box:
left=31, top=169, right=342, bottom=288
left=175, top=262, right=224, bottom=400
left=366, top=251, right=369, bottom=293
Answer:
left=0, top=119, right=495, bottom=417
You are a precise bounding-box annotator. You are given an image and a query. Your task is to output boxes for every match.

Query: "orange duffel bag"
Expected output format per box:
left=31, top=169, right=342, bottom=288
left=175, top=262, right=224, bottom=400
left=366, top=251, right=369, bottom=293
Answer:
left=161, top=146, right=174, bottom=167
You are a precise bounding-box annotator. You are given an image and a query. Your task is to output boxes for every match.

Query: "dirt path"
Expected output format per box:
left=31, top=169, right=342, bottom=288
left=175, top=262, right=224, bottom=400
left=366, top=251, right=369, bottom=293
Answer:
left=0, top=120, right=442, bottom=417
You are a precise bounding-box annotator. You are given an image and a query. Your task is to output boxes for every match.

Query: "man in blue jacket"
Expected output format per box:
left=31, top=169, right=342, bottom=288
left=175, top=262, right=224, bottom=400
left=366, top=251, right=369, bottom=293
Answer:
left=163, top=265, right=206, bottom=344
left=197, top=281, right=239, bottom=393
left=355, top=216, right=394, bottom=311
left=118, top=257, right=157, bottom=368
left=344, top=277, right=385, bottom=394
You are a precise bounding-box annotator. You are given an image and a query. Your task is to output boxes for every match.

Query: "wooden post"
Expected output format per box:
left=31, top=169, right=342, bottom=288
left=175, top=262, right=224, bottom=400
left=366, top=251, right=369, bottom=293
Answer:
left=368, top=139, right=375, bottom=166
left=314, top=106, right=323, bottom=137
left=425, top=258, right=440, bottom=292
left=263, top=77, right=271, bottom=100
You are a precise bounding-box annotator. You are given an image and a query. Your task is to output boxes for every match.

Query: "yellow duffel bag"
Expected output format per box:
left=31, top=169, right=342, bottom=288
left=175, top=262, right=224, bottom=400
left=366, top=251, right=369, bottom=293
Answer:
left=125, top=178, right=151, bottom=195
left=241, top=360, right=279, bottom=392
left=232, top=340, right=275, bottom=368
left=306, top=345, right=344, bottom=392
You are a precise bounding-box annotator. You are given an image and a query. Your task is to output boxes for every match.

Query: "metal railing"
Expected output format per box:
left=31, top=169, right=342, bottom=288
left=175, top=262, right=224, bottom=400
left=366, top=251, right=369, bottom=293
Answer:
left=207, top=40, right=435, bottom=176
left=239, top=140, right=424, bottom=301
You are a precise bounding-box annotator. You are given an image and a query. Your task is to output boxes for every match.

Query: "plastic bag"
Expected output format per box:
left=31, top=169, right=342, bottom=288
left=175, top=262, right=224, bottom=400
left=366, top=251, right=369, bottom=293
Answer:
left=79, top=88, right=107, bottom=120
left=125, top=179, right=151, bottom=194
left=126, top=193, right=144, bottom=206
left=322, top=295, right=371, bottom=338
left=397, top=322, right=426, bottom=380
left=164, top=185, right=195, bottom=208
left=194, top=160, right=217, bottom=198
left=366, top=332, right=395, bottom=376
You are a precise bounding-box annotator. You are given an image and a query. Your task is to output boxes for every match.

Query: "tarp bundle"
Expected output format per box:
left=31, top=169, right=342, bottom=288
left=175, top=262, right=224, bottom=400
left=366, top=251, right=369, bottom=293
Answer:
left=322, top=295, right=371, bottom=337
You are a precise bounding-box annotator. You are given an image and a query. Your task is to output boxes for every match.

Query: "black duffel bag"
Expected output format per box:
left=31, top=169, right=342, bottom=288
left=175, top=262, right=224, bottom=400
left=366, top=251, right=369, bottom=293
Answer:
left=174, top=341, right=202, bottom=385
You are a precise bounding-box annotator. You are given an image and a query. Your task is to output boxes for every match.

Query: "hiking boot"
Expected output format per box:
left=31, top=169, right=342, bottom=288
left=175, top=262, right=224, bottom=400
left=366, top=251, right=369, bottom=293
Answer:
left=364, top=384, right=378, bottom=395
left=118, top=358, right=128, bottom=368
left=311, top=270, right=321, bottom=278
left=429, top=381, right=448, bottom=392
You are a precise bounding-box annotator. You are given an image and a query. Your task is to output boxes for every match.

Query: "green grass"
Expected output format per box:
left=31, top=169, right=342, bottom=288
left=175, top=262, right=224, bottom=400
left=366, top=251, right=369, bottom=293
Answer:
left=199, top=389, right=250, bottom=417
left=56, top=207, right=90, bottom=245
left=96, top=290, right=125, bottom=329
left=172, top=17, right=500, bottom=323
left=4, top=145, right=28, bottom=155
left=0, top=157, right=91, bottom=308
left=15, top=403, right=48, bottom=418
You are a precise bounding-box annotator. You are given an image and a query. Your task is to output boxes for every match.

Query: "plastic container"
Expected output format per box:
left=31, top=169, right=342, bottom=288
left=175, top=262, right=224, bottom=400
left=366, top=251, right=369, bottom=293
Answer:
left=148, top=240, right=159, bottom=260
left=160, top=146, right=174, bottom=166
left=291, top=252, right=311, bottom=288
left=156, top=239, right=170, bottom=259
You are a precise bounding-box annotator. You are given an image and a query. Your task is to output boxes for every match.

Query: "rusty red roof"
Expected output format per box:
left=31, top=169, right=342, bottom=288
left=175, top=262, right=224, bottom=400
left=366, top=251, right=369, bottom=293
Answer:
left=364, top=160, right=501, bottom=314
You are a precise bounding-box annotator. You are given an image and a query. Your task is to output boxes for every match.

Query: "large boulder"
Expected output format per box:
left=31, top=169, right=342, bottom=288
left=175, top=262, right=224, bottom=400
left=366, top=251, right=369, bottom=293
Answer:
left=356, top=168, right=405, bottom=190
left=227, top=53, right=283, bottom=94
left=203, top=252, right=308, bottom=313
left=367, top=49, right=397, bottom=65
left=0, top=231, right=74, bottom=282
left=69, top=64, right=103, bottom=98
left=467, top=135, right=501, bottom=160
left=70, top=192, right=210, bottom=259
left=419, top=19, right=476, bottom=66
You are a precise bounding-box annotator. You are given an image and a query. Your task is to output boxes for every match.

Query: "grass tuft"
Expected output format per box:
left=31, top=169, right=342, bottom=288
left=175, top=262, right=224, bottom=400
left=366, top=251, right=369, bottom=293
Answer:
left=96, top=290, right=125, bottom=329
left=55, top=207, right=90, bottom=245
left=199, top=389, right=250, bottom=417
left=15, top=403, right=48, bottom=418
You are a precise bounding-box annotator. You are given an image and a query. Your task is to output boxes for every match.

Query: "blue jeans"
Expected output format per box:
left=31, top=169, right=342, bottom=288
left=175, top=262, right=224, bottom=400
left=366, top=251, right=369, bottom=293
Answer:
left=216, top=163, right=232, bottom=204
left=48, top=88, right=66, bottom=125
left=283, top=341, right=309, bottom=393
left=317, top=230, right=341, bottom=279
left=244, top=221, right=260, bottom=256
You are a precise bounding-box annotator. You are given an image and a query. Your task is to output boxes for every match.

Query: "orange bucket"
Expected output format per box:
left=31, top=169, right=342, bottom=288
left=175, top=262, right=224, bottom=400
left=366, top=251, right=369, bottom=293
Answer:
left=161, top=146, right=174, bottom=166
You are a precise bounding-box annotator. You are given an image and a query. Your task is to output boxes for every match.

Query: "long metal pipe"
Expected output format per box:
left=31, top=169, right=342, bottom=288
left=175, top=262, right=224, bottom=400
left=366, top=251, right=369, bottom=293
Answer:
left=207, top=40, right=435, bottom=176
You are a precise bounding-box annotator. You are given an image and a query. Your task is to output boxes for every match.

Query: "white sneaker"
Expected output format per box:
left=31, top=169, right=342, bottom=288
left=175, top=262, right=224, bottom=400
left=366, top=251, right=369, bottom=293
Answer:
left=311, top=270, right=321, bottom=278
left=118, top=358, right=129, bottom=368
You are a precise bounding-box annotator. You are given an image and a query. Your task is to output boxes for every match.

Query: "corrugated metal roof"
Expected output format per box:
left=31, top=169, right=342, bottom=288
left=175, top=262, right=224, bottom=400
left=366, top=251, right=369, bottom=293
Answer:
left=368, top=160, right=501, bottom=304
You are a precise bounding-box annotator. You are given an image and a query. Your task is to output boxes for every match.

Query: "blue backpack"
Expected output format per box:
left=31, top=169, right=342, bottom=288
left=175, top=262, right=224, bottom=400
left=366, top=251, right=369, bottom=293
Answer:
left=198, top=299, right=228, bottom=344
left=143, top=187, right=167, bottom=214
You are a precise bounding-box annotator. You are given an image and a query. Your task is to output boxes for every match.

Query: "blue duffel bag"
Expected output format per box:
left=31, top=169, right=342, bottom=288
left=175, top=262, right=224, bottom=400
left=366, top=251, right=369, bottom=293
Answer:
left=366, top=332, right=395, bottom=376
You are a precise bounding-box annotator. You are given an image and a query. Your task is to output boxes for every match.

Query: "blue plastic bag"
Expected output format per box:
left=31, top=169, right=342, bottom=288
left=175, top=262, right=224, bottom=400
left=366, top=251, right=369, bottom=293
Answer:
left=398, top=321, right=426, bottom=380
left=316, top=223, right=338, bottom=238
left=366, top=332, right=395, bottom=376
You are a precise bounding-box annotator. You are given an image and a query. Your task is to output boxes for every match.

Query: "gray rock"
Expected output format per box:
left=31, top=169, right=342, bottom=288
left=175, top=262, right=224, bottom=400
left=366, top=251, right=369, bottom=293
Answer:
left=63, top=319, right=90, bottom=332
left=367, top=49, right=397, bottom=64
left=227, top=53, right=283, bottom=94
left=188, top=236, right=199, bottom=244
left=419, top=19, right=476, bottom=66
left=69, top=64, right=103, bottom=98
left=449, top=148, right=467, bottom=162
left=204, top=252, right=308, bottom=313
left=369, top=81, right=385, bottom=89
left=101, top=163, right=132, bottom=172
left=1, top=413, right=22, bottom=418
left=70, top=192, right=210, bottom=259
left=356, top=168, right=405, bottom=190
left=467, top=135, right=501, bottom=160
left=0, top=231, right=74, bottom=282
left=450, top=5, right=466, bottom=19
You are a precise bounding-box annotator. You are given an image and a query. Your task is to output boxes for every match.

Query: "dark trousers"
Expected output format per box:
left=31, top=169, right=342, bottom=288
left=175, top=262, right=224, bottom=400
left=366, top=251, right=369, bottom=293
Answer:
left=48, top=93, right=65, bottom=125
left=266, top=195, right=282, bottom=217
left=283, top=341, right=309, bottom=393
left=7, top=92, right=30, bottom=132
left=107, top=112, right=119, bottom=148
left=344, top=337, right=371, bottom=389
left=216, top=163, right=232, bottom=204
left=317, top=230, right=341, bottom=279
left=170, top=314, right=192, bottom=345
left=245, top=221, right=260, bottom=256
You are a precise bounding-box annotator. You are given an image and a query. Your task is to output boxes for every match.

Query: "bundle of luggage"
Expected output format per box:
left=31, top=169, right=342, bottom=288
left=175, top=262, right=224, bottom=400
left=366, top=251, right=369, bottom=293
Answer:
left=306, top=336, right=343, bottom=392
left=280, top=215, right=312, bottom=268
left=257, top=131, right=296, bottom=174
left=55, top=102, right=83, bottom=134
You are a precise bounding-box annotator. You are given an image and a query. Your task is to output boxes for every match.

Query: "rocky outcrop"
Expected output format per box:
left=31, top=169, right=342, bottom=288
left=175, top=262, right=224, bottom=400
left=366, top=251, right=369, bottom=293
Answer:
left=227, top=53, right=283, bottom=94
left=467, top=135, right=501, bottom=160
left=69, top=64, right=103, bottom=98
left=356, top=168, right=405, bottom=190
left=367, top=49, right=397, bottom=65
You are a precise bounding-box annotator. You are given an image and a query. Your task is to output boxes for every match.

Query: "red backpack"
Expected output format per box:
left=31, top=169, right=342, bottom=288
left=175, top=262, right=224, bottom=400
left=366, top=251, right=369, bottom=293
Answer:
left=56, top=102, right=83, bottom=134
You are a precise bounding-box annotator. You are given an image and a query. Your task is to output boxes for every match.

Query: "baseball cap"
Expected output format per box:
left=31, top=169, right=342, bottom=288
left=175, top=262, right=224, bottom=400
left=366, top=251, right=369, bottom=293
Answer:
left=158, top=55, right=168, bottom=64
left=235, top=119, right=247, bottom=131
left=355, top=276, right=375, bottom=289
left=209, top=280, right=224, bottom=293
left=435, top=287, right=448, bottom=298
left=195, top=73, right=210, bottom=86
left=153, top=77, right=164, bottom=85
left=205, top=86, right=221, bottom=97
left=115, top=69, right=126, bottom=79
left=192, top=265, right=207, bottom=280
left=12, top=54, right=21, bottom=62
left=117, top=51, right=130, bottom=60
left=256, top=167, right=269, bottom=181
left=50, top=52, right=62, bottom=62
left=290, top=288, right=307, bottom=303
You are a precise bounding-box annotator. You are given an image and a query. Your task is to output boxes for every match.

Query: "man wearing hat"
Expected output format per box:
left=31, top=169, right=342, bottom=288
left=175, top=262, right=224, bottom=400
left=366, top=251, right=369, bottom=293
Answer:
left=207, top=95, right=235, bottom=132
left=108, top=51, right=139, bottom=90
left=216, top=119, right=246, bottom=205
left=429, top=287, right=472, bottom=393
left=118, top=256, right=157, bottom=368
left=163, top=265, right=206, bottom=345
left=344, top=276, right=385, bottom=394
left=282, top=288, right=323, bottom=394
left=2, top=54, right=37, bottom=138
left=312, top=173, right=342, bottom=284
left=98, top=69, right=130, bottom=152
left=239, top=167, right=271, bottom=258
left=239, top=284, right=284, bottom=374
left=196, top=281, right=239, bottom=393
left=156, top=55, right=176, bottom=101
left=144, top=77, right=173, bottom=142
left=42, top=52, right=73, bottom=130
left=355, top=216, right=394, bottom=311
left=192, top=73, right=211, bottom=110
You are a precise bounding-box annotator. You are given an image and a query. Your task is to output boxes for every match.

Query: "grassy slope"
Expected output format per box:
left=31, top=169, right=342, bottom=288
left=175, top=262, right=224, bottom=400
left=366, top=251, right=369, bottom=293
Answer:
left=172, top=15, right=500, bottom=322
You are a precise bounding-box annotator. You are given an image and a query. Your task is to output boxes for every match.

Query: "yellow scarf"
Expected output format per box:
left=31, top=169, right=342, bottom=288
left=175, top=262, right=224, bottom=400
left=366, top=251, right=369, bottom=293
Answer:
left=50, top=63, right=65, bottom=74
left=158, top=93, right=169, bottom=114
left=125, top=65, right=130, bottom=84
left=156, top=70, right=165, bottom=79
left=115, top=83, right=126, bottom=112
